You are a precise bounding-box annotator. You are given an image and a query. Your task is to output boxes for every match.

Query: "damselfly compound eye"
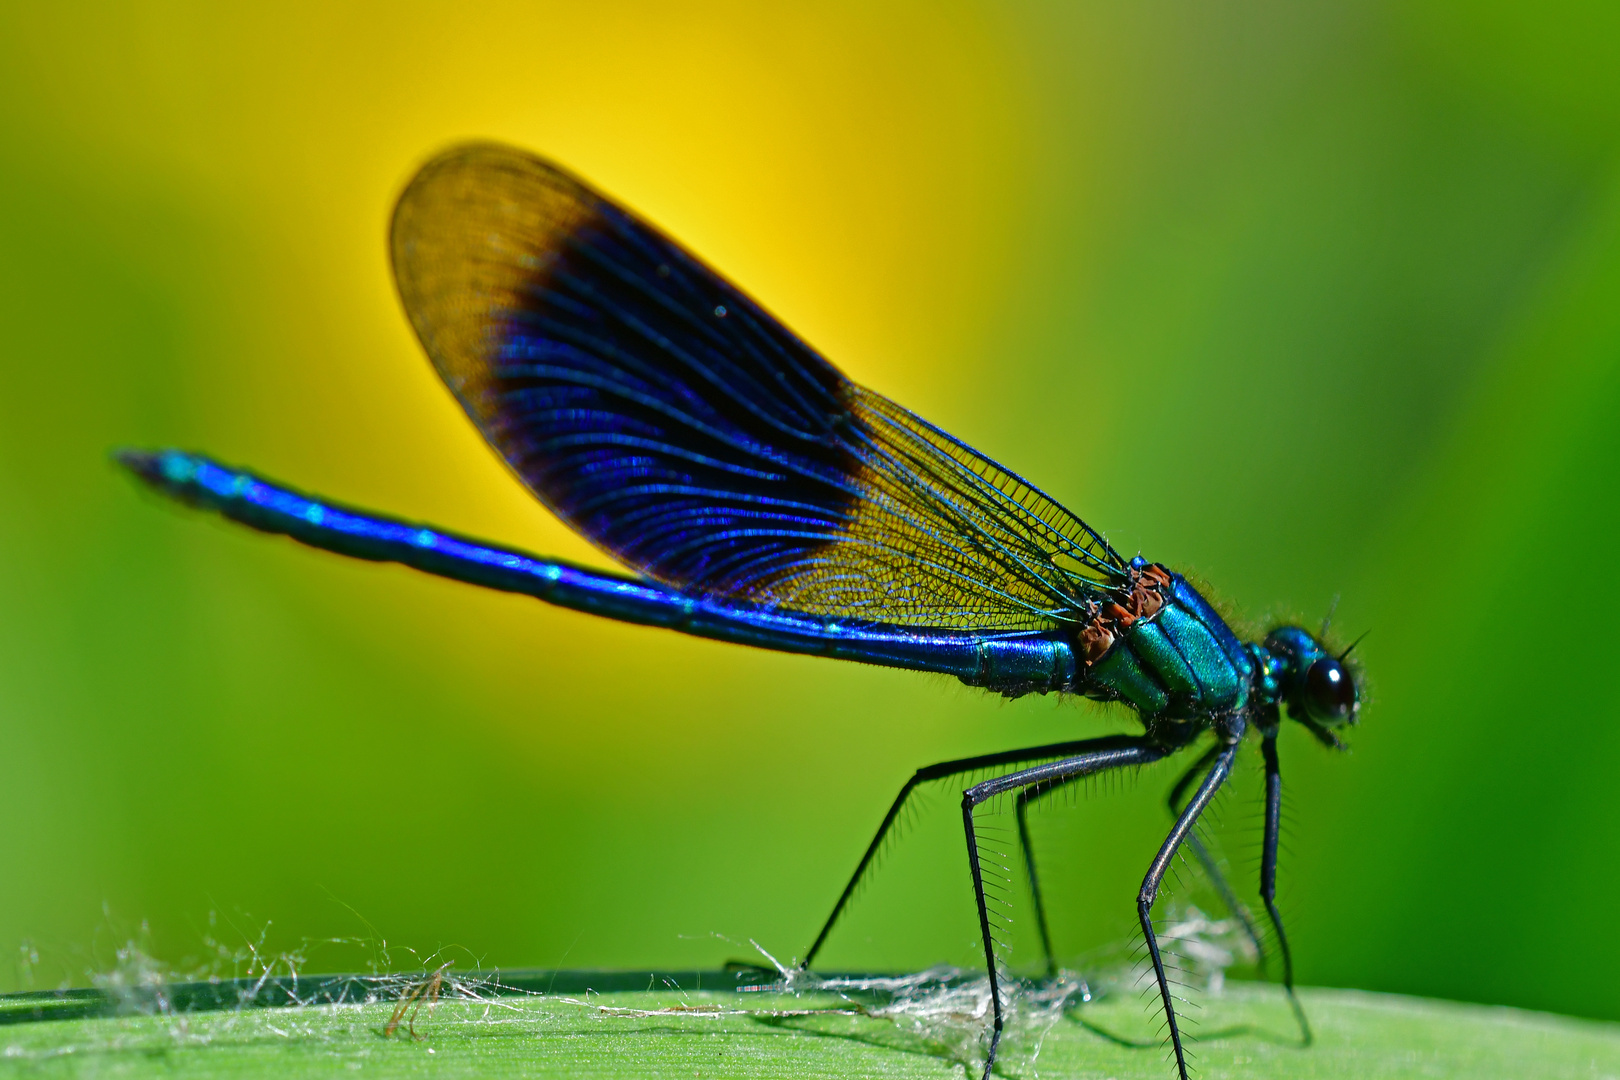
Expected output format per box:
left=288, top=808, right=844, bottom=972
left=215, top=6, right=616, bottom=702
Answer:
left=1304, top=657, right=1357, bottom=725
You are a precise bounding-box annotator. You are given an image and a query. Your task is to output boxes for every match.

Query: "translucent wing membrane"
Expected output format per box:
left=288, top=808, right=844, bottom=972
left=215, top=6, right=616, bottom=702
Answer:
left=391, top=143, right=1124, bottom=632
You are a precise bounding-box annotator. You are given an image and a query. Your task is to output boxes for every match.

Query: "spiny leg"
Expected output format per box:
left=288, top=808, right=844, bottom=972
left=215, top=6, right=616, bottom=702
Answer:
left=1013, top=769, right=1118, bottom=982
left=1167, top=743, right=1268, bottom=975
left=1138, top=740, right=1240, bottom=1080
left=1015, top=744, right=1262, bottom=987
left=802, top=735, right=1150, bottom=970
left=1260, top=732, right=1312, bottom=1045
left=1014, top=784, right=1061, bottom=979
left=962, top=739, right=1171, bottom=1079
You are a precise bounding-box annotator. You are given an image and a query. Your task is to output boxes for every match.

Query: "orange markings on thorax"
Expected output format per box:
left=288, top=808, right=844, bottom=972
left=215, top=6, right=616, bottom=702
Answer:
left=1078, top=563, right=1172, bottom=667
left=1079, top=609, right=1115, bottom=666
left=1128, top=563, right=1171, bottom=620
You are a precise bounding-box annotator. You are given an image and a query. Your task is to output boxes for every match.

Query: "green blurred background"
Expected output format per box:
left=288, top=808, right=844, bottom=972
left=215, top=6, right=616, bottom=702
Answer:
left=2, top=0, right=1618, bottom=1024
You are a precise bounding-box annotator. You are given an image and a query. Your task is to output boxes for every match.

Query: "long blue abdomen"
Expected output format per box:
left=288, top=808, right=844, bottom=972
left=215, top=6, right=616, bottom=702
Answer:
left=120, top=450, right=1079, bottom=697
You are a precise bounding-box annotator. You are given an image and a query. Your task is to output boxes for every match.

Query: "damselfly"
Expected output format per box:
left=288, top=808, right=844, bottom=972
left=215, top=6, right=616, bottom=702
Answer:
left=121, top=143, right=1361, bottom=1079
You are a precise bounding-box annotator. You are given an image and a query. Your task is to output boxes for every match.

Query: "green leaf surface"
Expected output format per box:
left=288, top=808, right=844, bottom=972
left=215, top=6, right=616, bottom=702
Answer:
left=2, top=978, right=1616, bottom=1079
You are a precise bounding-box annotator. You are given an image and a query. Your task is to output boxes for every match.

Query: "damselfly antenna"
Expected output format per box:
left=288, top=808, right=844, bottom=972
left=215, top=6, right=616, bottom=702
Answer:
left=1339, top=629, right=1370, bottom=661
left=1320, top=594, right=1341, bottom=641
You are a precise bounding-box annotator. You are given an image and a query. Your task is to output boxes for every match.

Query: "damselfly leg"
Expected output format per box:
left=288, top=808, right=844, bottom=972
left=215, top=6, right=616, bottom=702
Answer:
left=801, top=735, right=1151, bottom=970
left=1012, top=740, right=1264, bottom=983
left=1135, top=742, right=1240, bottom=1080
left=1013, top=785, right=1061, bottom=979
left=1260, top=732, right=1312, bottom=1045
left=960, top=740, right=1172, bottom=1079
left=1167, top=744, right=1268, bottom=975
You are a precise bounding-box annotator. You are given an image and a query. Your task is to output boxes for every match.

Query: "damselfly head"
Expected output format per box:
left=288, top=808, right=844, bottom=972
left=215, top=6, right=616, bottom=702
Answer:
left=1263, top=625, right=1361, bottom=736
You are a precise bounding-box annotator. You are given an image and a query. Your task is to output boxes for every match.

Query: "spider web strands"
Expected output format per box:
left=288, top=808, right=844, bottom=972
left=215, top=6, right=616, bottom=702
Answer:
left=390, top=142, right=1126, bottom=636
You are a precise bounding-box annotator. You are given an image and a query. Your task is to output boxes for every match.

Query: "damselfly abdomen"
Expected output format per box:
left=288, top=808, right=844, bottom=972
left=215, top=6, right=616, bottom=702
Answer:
left=121, top=143, right=1361, bottom=1080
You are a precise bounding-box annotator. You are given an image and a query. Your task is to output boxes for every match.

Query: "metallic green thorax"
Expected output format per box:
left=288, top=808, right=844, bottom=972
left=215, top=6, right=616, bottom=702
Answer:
left=1085, top=557, right=1256, bottom=726
left=1080, top=558, right=1356, bottom=748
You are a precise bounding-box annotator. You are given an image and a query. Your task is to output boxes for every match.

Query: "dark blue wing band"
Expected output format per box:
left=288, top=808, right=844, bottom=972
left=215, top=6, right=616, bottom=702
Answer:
left=390, top=143, right=1123, bottom=634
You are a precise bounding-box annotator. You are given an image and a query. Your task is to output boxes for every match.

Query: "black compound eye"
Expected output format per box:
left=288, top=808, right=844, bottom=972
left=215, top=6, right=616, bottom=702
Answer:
left=1304, top=657, right=1357, bottom=725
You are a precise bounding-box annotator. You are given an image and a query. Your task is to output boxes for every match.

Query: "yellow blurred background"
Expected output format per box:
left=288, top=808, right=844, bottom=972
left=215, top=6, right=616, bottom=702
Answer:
left=2, top=1, right=1619, bottom=1023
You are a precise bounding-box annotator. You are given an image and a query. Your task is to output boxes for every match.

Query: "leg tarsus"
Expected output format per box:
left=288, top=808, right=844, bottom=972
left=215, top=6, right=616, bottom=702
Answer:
left=1138, top=895, right=1189, bottom=1079
left=963, top=793, right=1005, bottom=1080
left=1260, top=733, right=1313, bottom=1047
left=1138, top=740, right=1240, bottom=1080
